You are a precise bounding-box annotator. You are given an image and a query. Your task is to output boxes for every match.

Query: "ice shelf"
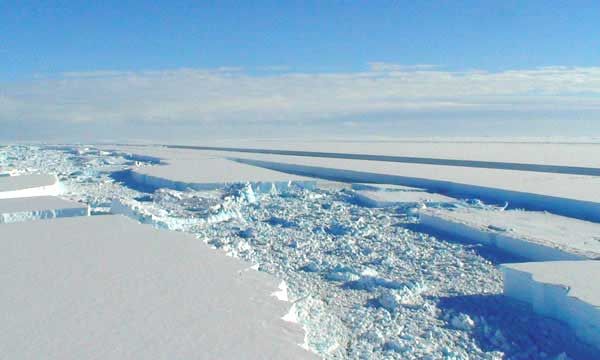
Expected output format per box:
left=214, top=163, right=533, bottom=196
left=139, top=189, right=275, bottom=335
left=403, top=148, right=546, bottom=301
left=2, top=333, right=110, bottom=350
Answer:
left=0, top=215, right=315, bottom=359
left=419, top=208, right=600, bottom=261
left=0, top=174, right=62, bottom=199
left=0, top=196, right=89, bottom=224
left=167, top=140, right=600, bottom=169
left=501, top=261, right=600, bottom=351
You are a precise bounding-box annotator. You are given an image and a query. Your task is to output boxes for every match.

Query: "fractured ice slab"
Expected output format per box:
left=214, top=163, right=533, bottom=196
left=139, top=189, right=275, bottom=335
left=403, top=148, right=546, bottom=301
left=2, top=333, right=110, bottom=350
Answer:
left=0, top=196, right=89, bottom=224
left=0, top=174, right=62, bottom=199
left=350, top=184, right=455, bottom=208
left=501, top=261, right=600, bottom=351
left=0, top=215, right=315, bottom=359
left=419, top=208, right=600, bottom=261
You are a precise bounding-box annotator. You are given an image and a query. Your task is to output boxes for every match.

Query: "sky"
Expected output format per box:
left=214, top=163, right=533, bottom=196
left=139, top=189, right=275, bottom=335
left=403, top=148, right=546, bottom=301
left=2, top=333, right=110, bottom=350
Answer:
left=1, top=1, right=600, bottom=142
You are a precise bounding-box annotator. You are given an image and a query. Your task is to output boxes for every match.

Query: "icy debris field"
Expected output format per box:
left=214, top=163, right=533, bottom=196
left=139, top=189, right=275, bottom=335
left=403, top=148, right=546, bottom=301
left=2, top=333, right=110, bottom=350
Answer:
left=1, top=145, right=597, bottom=360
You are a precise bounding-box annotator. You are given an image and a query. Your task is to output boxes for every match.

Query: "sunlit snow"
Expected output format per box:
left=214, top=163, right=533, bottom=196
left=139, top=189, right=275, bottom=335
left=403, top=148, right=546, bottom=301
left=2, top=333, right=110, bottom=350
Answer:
left=0, top=145, right=597, bottom=359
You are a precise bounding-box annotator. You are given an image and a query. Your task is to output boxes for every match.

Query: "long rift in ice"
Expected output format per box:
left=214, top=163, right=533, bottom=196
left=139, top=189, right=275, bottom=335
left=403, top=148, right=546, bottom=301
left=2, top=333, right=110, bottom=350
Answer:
left=167, top=145, right=600, bottom=177
left=231, top=157, right=600, bottom=223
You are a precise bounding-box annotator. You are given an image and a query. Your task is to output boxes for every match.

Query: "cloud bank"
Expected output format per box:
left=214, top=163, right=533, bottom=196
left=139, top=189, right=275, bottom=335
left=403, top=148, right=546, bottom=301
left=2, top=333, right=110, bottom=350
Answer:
left=2, top=63, right=600, bottom=141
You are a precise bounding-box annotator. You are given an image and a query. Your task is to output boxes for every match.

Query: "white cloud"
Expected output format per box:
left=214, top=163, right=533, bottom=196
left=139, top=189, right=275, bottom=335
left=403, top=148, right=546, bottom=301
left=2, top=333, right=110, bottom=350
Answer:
left=1, top=64, right=600, bottom=140
left=369, top=62, right=440, bottom=72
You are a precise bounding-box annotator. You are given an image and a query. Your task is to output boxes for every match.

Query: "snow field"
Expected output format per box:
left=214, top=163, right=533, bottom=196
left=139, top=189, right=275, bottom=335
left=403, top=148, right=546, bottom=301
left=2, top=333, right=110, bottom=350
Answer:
left=0, top=215, right=314, bottom=359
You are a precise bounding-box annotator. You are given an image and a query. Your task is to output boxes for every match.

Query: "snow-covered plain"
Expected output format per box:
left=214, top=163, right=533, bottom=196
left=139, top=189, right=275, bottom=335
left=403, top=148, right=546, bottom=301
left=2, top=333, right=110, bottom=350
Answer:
left=0, top=196, right=89, bottom=223
left=173, top=140, right=600, bottom=169
left=1, top=144, right=598, bottom=359
left=168, top=142, right=600, bottom=176
left=0, top=215, right=313, bottom=359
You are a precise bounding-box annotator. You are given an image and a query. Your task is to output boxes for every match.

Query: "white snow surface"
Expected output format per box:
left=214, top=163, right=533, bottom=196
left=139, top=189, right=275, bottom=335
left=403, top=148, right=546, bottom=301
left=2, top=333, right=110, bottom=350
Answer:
left=502, top=261, right=600, bottom=351
left=187, top=140, right=600, bottom=168
left=0, top=174, right=62, bottom=199
left=420, top=208, right=600, bottom=261
left=0, top=196, right=89, bottom=224
left=0, top=215, right=314, bottom=359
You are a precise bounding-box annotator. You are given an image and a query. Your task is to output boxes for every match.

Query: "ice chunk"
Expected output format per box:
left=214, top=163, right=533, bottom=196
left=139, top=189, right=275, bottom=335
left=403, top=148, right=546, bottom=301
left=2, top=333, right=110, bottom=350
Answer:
left=351, top=184, right=455, bottom=208
left=325, top=222, right=351, bottom=236
left=271, top=281, right=290, bottom=301
left=501, top=261, right=600, bottom=352
left=375, top=291, right=402, bottom=312
left=266, top=216, right=297, bottom=228
left=238, top=228, right=256, bottom=238
left=450, top=313, right=475, bottom=331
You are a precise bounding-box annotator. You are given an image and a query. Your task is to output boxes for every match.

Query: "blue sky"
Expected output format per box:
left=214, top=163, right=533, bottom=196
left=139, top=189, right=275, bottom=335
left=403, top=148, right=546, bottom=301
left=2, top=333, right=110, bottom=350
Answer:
left=3, top=1, right=599, bottom=78
left=1, top=1, right=600, bottom=141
